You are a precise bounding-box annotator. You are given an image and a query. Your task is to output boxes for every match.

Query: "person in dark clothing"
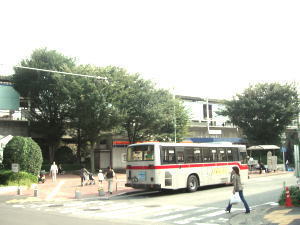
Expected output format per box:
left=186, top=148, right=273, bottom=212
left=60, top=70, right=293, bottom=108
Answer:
left=80, top=167, right=89, bottom=186
left=105, top=167, right=115, bottom=194
left=259, top=162, right=267, bottom=174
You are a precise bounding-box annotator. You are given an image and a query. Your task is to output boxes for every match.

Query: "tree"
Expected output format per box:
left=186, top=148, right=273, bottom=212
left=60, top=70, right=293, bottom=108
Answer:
left=220, top=83, right=299, bottom=145
left=12, top=48, right=76, bottom=162
left=65, top=65, right=119, bottom=172
left=3, top=136, right=43, bottom=175
left=106, top=67, right=189, bottom=143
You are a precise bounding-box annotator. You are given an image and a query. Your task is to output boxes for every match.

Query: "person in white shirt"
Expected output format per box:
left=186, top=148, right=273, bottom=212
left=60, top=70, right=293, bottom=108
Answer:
left=50, top=162, right=58, bottom=182
left=98, top=170, right=104, bottom=184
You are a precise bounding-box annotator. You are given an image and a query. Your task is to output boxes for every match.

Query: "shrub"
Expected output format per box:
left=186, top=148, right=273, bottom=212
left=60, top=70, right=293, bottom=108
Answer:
left=278, top=185, right=300, bottom=207
left=0, top=170, right=37, bottom=186
left=2, top=136, right=43, bottom=176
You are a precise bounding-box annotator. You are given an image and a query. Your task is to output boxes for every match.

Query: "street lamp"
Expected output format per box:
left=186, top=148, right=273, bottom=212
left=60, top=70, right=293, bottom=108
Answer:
left=280, top=133, right=286, bottom=171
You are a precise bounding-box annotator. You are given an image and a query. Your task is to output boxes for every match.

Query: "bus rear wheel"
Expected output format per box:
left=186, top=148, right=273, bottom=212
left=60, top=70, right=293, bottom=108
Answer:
left=187, top=175, right=199, bottom=192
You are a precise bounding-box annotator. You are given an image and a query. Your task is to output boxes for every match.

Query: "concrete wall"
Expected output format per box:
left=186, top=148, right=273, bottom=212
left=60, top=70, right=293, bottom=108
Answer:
left=112, top=147, right=127, bottom=169
left=0, top=120, right=29, bottom=137
left=187, top=126, right=243, bottom=138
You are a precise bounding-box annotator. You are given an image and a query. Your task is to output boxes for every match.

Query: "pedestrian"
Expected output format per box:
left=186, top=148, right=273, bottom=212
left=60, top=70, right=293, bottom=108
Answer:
left=225, top=166, right=250, bottom=214
left=259, top=162, right=267, bottom=174
left=58, top=164, right=64, bottom=175
left=80, top=167, right=89, bottom=186
left=98, top=169, right=104, bottom=185
left=105, top=166, right=115, bottom=194
left=285, top=160, right=289, bottom=171
left=50, top=162, right=58, bottom=182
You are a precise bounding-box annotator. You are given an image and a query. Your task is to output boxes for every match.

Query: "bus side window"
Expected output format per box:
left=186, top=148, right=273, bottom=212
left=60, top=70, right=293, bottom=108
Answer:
left=161, top=147, right=176, bottom=164
left=211, top=149, right=217, bottom=162
left=232, top=149, right=239, bottom=161
left=177, top=151, right=184, bottom=163
left=202, top=148, right=211, bottom=162
left=194, top=148, right=202, bottom=162
left=184, top=147, right=194, bottom=163
left=227, top=149, right=233, bottom=161
left=218, top=148, right=226, bottom=162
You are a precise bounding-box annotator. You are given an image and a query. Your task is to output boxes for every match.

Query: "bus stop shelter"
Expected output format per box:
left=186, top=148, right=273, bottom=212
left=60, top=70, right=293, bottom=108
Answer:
left=247, top=145, right=280, bottom=166
left=247, top=145, right=280, bottom=156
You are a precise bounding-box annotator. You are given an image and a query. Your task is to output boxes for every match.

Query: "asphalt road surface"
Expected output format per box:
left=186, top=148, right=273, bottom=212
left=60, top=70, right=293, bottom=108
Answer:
left=0, top=173, right=296, bottom=225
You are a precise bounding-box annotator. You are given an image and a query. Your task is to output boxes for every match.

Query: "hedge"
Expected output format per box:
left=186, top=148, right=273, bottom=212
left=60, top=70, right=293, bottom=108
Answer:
left=0, top=170, right=37, bottom=187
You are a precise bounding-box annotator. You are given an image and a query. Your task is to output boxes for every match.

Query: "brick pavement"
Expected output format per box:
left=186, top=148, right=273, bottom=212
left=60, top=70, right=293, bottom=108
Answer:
left=1, top=173, right=136, bottom=201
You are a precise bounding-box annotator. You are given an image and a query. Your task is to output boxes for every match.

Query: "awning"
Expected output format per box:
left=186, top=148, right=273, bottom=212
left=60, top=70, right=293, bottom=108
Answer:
left=247, top=145, right=280, bottom=151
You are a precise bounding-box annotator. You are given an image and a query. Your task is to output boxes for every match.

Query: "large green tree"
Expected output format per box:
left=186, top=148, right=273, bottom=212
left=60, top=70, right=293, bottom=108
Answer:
left=106, top=67, right=189, bottom=143
left=12, top=48, right=76, bottom=162
left=65, top=65, right=119, bottom=172
left=220, top=83, right=299, bottom=145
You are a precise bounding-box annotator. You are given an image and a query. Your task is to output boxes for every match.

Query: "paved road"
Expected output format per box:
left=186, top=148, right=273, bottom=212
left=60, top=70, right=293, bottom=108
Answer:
left=1, top=173, right=299, bottom=225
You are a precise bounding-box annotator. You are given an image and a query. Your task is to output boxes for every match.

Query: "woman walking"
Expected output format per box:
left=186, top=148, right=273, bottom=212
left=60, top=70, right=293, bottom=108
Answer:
left=226, top=166, right=250, bottom=213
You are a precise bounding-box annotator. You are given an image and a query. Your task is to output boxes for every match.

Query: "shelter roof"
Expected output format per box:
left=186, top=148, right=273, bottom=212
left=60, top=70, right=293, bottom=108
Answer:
left=247, top=145, right=280, bottom=150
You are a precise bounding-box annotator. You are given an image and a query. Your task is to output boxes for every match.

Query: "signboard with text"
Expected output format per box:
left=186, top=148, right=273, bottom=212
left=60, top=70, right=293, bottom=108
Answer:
left=11, top=163, right=19, bottom=173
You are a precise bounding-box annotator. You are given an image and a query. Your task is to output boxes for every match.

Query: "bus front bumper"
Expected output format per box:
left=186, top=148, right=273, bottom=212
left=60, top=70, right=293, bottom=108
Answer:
left=125, top=183, right=161, bottom=190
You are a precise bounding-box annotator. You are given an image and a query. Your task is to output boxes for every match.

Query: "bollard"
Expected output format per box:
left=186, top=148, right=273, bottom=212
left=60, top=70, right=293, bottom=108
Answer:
left=75, top=189, right=81, bottom=199
left=98, top=189, right=105, bottom=196
left=17, top=186, right=21, bottom=195
left=34, top=188, right=38, bottom=197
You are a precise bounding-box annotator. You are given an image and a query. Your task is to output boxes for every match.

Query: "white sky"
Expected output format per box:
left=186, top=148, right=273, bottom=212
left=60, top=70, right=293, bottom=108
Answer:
left=0, top=0, right=299, bottom=99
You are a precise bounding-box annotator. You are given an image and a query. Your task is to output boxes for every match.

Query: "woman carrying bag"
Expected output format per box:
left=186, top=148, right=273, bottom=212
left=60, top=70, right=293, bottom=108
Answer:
left=225, top=166, right=250, bottom=214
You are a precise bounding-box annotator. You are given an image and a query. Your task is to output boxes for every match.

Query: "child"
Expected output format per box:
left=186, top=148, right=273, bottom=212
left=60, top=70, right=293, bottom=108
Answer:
left=98, top=170, right=104, bottom=185
left=88, top=172, right=96, bottom=185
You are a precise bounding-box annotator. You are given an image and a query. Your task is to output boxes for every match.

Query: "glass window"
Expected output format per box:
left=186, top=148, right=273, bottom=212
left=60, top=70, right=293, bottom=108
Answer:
left=211, top=149, right=217, bottom=161
left=162, top=147, right=176, bottom=164
left=227, top=149, right=233, bottom=161
left=232, top=149, right=239, bottom=161
left=217, top=148, right=226, bottom=162
left=194, top=148, right=202, bottom=162
left=177, top=151, right=184, bottom=163
left=203, top=148, right=211, bottom=162
left=184, top=147, right=195, bottom=163
left=127, top=145, right=154, bottom=161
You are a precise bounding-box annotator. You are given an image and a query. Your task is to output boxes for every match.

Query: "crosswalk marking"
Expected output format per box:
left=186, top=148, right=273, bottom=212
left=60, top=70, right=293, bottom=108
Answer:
left=154, top=214, right=184, bottom=222
left=10, top=201, right=277, bottom=224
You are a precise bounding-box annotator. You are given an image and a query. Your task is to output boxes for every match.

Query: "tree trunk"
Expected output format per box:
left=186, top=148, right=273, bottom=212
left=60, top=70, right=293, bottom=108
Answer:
left=90, top=141, right=96, bottom=173
left=49, top=145, right=55, bottom=163
left=77, top=128, right=81, bottom=163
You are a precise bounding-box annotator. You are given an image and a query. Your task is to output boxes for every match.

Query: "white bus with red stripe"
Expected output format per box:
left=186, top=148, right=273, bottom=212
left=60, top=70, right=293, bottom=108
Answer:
left=125, top=142, right=248, bottom=192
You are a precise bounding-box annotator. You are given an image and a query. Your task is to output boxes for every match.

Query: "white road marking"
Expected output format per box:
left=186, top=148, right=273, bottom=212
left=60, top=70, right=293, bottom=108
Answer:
left=45, top=181, right=65, bottom=201
left=154, top=214, right=184, bottom=222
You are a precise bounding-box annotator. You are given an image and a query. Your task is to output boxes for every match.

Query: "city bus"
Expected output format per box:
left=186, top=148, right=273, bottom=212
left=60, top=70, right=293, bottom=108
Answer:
left=125, top=142, right=248, bottom=192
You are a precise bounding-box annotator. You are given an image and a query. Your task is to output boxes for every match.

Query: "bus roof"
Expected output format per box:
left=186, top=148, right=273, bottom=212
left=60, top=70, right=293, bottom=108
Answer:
left=128, top=142, right=245, bottom=148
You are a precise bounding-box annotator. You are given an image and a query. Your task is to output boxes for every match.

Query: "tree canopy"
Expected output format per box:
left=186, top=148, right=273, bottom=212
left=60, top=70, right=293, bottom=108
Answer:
left=220, top=83, right=299, bottom=145
left=12, top=48, right=76, bottom=162
left=12, top=48, right=190, bottom=171
left=106, top=67, right=189, bottom=143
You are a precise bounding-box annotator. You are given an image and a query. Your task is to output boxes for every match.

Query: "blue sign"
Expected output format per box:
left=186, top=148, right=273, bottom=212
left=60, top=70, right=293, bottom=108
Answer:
left=280, top=147, right=287, bottom=153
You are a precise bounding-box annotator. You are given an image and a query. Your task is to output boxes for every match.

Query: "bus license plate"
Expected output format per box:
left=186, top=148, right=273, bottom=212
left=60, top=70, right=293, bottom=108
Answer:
left=138, top=171, right=146, bottom=181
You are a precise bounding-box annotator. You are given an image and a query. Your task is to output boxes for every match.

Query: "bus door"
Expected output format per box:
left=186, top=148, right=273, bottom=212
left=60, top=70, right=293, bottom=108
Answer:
left=161, top=146, right=176, bottom=189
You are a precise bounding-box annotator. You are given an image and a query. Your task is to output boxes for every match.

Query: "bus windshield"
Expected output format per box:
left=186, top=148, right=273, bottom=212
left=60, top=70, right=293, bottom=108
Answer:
left=127, top=145, right=154, bottom=161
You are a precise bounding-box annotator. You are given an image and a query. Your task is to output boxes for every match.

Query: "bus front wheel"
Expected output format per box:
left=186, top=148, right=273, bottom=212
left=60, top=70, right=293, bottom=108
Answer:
left=187, top=175, right=199, bottom=192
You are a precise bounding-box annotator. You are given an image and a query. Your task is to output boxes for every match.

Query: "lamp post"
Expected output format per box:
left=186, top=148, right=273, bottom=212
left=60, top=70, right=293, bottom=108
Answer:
left=280, top=133, right=286, bottom=171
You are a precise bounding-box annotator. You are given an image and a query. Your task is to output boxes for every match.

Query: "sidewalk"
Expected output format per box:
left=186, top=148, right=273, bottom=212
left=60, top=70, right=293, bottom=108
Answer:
left=230, top=204, right=300, bottom=225
left=0, top=171, right=293, bottom=201
left=0, top=173, right=136, bottom=201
